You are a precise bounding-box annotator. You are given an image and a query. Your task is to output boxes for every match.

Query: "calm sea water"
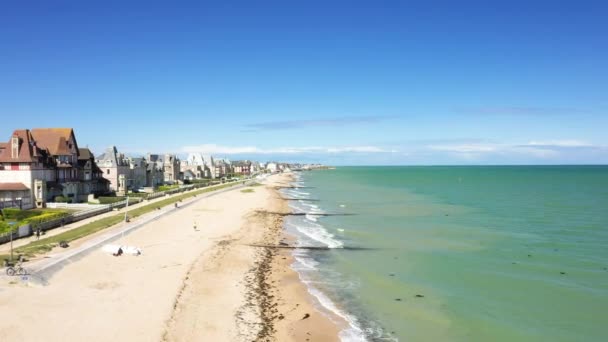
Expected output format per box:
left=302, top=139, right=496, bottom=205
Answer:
left=281, top=166, right=608, bottom=342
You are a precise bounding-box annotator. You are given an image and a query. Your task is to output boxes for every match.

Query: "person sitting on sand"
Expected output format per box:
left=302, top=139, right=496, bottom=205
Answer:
left=113, top=247, right=123, bottom=257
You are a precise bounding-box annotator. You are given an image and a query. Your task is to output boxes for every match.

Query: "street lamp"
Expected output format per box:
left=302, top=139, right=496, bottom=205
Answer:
left=1, top=208, right=18, bottom=262
left=124, top=196, right=130, bottom=223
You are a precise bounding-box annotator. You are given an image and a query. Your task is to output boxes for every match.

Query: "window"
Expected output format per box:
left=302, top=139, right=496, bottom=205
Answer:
left=107, top=169, right=110, bottom=175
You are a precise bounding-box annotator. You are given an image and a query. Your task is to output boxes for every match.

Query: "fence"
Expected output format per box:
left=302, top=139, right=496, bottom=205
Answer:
left=46, top=203, right=107, bottom=210
left=0, top=199, right=22, bottom=210
left=0, top=198, right=144, bottom=245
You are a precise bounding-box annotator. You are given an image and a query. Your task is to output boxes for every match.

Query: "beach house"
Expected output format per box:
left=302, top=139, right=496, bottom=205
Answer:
left=163, top=154, right=181, bottom=184
left=232, top=160, right=252, bottom=175
left=96, top=146, right=131, bottom=195
left=0, top=128, right=108, bottom=208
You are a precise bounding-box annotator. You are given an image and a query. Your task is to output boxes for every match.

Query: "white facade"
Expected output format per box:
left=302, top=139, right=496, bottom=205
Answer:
left=266, top=162, right=278, bottom=173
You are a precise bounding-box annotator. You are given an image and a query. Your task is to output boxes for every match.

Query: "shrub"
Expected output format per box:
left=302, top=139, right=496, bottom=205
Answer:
left=0, top=221, right=12, bottom=234
left=55, top=196, right=69, bottom=203
left=0, top=209, right=70, bottom=233
left=97, top=197, right=126, bottom=204
left=126, top=192, right=148, bottom=199
left=157, top=185, right=179, bottom=191
left=1, top=208, right=27, bottom=220
left=22, top=211, right=70, bottom=226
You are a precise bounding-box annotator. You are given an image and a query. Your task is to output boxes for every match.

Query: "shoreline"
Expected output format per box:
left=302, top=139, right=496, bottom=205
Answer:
left=164, top=172, right=343, bottom=341
left=267, top=173, right=345, bottom=341
left=0, top=173, right=343, bottom=341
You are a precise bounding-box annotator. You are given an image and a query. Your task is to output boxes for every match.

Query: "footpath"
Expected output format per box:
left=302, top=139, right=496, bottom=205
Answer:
left=0, top=182, right=243, bottom=254
left=0, top=181, right=249, bottom=284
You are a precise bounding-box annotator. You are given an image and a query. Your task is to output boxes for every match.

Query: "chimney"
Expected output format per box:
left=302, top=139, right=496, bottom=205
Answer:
left=11, top=136, right=19, bottom=159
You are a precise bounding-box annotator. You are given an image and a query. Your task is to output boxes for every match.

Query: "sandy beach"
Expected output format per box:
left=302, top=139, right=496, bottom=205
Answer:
left=0, top=174, right=341, bottom=342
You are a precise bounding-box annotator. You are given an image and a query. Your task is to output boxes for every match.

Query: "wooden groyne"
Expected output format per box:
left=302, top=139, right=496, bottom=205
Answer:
left=274, top=186, right=315, bottom=189
left=245, top=244, right=378, bottom=251
left=255, top=210, right=355, bottom=217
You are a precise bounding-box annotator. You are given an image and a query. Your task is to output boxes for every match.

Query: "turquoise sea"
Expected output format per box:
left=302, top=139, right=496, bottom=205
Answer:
left=281, top=166, right=608, bottom=341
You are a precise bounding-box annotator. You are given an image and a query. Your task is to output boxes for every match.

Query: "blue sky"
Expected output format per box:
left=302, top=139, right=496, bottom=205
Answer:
left=1, top=1, right=606, bottom=165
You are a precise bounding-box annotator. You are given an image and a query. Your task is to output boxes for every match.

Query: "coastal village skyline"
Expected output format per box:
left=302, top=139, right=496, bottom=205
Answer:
left=0, top=126, right=317, bottom=209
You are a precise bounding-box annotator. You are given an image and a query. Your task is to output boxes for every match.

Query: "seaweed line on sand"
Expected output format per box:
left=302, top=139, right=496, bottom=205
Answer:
left=236, top=201, right=287, bottom=341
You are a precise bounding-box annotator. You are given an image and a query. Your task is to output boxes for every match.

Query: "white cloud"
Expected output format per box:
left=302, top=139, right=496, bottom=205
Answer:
left=426, top=141, right=575, bottom=159
left=526, top=140, right=592, bottom=147
left=181, top=144, right=397, bottom=155
left=428, top=143, right=498, bottom=153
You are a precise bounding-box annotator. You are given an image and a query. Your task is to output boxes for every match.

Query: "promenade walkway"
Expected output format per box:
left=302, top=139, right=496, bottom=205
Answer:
left=0, top=182, right=248, bottom=284
left=0, top=182, right=241, bottom=254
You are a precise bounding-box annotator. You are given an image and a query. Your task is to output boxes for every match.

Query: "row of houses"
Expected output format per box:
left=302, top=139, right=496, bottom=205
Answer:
left=0, top=128, right=265, bottom=210
left=179, top=153, right=262, bottom=181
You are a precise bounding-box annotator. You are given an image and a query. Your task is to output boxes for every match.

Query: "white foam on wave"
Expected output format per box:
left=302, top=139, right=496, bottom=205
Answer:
left=301, top=202, right=318, bottom=208
left=301, top=202, right=325, bottom=215
left=284, top=177, right=388, bottom=342
left=291, top=254, right=367, bottom=342
left=305, top=213, right=318, bottom=222
left=292, top=251, right=320, bottom=270
left=288, top=202, right=302, bottom=211
left=285, top=220, right=343, bottom=249
left=308, top=286, right=367, bottom=342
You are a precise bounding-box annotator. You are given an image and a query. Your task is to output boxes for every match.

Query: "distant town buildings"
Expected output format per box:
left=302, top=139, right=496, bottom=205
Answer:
left=145, top=154, right=164, bottom=188
left=163, top=154, right=180, bottom=184
left=0, top=126, right=327, bottom=208
left=265, top=162, right=278, bottom=173
left=232, top=160, right=252, bottom=175
left=96, top=146, right=130, bottom=195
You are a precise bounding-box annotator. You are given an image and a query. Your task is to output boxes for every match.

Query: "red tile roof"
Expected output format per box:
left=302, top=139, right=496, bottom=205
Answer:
left=30, top=128, right=77, bottom=156
left=0, top=129, right=39, bottom=162
left=0, top=182, right=29, bottom=191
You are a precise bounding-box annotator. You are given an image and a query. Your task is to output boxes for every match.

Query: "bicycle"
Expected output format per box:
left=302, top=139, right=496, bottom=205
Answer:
left=5, top=261, right=27, bottom=276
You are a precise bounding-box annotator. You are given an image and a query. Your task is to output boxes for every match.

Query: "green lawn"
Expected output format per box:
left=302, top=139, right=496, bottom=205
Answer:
left=157, top=184, right=180, bottom=191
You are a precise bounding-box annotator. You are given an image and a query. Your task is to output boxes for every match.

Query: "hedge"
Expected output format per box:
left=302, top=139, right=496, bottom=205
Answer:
left=97, top=196, right=127, bottom=204
left=0, top=209, right=70, bottom=234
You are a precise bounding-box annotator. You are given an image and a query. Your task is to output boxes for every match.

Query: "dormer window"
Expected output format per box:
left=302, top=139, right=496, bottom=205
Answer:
left=11, top=136, right=19, bottom=158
